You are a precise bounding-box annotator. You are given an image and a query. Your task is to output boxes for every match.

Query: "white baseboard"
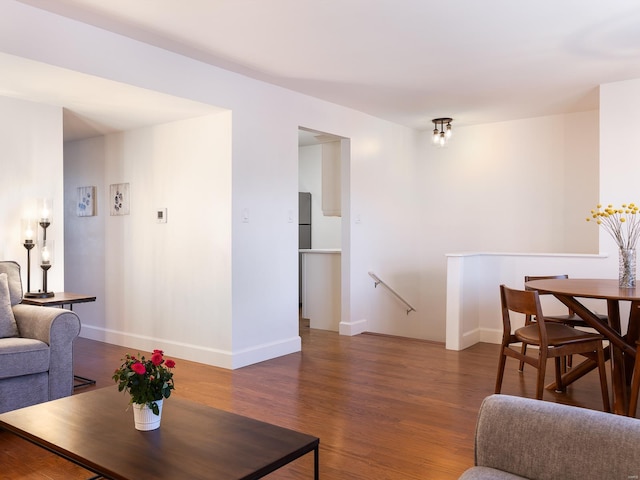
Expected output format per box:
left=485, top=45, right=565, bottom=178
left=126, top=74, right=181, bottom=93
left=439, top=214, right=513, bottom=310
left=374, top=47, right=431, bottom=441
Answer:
left=339, top=318, right=367, bottom=336
left=79, top=325, right=301, bottom=370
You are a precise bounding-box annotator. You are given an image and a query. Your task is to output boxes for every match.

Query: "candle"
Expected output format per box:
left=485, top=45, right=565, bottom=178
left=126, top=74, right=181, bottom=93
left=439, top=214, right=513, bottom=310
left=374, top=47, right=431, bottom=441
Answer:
left=41, top=248, right=50, bottom=264
left=39, top=198, right=51, bottom=223
left=22, top=218, right=35, bottom=244
left=25, top=226, right=34, bottom=243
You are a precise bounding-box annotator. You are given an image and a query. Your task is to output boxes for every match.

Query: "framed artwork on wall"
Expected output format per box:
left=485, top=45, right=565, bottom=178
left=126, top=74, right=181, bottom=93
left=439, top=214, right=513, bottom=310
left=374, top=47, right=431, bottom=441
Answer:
left=77, top=186, right=96, bottom=216
left=110, top=183, right=130, bottom=216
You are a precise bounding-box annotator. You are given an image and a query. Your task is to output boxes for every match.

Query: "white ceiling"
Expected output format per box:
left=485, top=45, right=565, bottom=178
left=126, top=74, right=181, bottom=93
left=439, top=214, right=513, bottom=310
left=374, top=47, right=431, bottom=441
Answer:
left=0, top=52, right=222, bottom=142
left=12, top=0, right=640, bottom=138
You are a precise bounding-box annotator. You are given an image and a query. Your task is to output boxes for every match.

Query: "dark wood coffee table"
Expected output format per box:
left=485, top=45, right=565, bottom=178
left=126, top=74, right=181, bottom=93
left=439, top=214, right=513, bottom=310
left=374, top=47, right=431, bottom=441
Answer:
left=0, top=387, right=319, bottom=479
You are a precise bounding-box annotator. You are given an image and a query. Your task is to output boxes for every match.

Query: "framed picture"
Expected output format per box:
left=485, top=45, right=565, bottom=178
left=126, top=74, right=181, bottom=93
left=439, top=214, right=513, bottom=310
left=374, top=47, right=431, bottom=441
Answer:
left=77, top=186, right=96, bottom=217
left=110, top=183, right=130, bottom=216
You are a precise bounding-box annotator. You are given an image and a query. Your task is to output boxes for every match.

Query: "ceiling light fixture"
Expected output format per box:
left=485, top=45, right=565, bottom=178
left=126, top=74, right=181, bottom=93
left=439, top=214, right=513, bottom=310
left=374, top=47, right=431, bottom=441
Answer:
left=432, top=118, right=453, bottom=147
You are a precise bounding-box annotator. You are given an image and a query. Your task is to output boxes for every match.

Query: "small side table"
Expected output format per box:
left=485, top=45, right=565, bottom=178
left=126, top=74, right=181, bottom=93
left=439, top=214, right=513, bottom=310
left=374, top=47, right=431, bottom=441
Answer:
left=21, top=292, right=97, bottom=310
left=22, top=292, right=97, bottom=389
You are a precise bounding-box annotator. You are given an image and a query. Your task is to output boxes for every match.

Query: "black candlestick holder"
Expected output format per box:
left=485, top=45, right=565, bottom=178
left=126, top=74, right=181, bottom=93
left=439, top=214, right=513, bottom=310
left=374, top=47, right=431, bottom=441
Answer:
left=22, top=239, right=35, bottom=296
left=39, top=262, right=54, bottom=298
left=24, top=205, right=54, bottom=298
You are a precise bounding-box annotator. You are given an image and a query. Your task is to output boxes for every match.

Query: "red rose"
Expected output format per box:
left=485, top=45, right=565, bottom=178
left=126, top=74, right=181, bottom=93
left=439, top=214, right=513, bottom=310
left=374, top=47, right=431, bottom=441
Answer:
left=165, top=359, right=176, bottom=369
left=151, top=352, right=163, bottom=366
left=131, top=362, right=146, bottom=375
left=153, top=349, right=164, bottom=355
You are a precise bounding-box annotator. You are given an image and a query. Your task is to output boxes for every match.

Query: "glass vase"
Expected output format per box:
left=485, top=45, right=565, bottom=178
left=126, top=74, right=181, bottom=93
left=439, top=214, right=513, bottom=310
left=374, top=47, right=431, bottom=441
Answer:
left=619, top=248, right=636, bottom=288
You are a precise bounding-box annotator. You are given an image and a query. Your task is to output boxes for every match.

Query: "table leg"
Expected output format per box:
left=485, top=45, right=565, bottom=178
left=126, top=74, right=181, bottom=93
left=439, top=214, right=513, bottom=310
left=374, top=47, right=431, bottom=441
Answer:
left=551, top=295, right=633, bottom=414
left=625, top=302, right=640, bottom=381
left=314, top=444, right=319, bottom=480
left=74, top=375, right=97, bottom=389
left=606, top=299, right=629, bottom=414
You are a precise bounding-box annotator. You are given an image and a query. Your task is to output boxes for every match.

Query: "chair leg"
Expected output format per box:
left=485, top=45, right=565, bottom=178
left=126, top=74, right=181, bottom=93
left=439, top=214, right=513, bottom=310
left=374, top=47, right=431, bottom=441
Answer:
left=535, top=352, right=547, bottom=400
left=518, top=342, right=528, bottom=372
left=518, top=315, right=534, bottom=372
left=495, top=350, right=507, bottom=394
left=596, top=346, right=611, bottom=413
left=630, top=373, right=639, bottom=417
left=554, top=357, right=565, bottom=393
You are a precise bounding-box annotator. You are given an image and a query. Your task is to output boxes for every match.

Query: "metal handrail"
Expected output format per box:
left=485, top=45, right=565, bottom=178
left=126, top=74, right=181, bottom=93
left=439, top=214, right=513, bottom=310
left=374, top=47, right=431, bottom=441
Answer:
left=368, top=271, right=416, bottom=315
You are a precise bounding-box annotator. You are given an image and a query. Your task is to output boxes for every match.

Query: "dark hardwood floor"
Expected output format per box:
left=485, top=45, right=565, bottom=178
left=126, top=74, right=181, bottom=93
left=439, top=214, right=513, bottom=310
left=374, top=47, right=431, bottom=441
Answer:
left=0, top=323, right=616, bottom=479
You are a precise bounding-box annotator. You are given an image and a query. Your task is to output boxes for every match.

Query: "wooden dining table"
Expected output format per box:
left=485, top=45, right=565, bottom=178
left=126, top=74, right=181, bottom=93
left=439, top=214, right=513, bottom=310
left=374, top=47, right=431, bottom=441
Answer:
left=525, top=278, right=640, bottom=415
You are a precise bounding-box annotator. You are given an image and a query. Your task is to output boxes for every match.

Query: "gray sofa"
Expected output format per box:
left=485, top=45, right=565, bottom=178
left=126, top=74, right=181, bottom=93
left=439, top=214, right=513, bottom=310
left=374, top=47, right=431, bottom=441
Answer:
left=0, top=261, right=80, bottom=413
left=460, top=394, right=640, bottom=479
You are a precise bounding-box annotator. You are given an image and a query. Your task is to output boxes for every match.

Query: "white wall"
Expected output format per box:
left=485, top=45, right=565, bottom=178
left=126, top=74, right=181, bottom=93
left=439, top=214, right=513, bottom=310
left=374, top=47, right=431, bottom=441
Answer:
left=417, top=111, right=600, bottom=341
left=0, top=95, right=64, bottom=292
left=446, top=80, right=640, bottom=351
left=298, top=144, right=342, bottom=249
left=600, top=78, right=640, bottom=253
left=65, top=113, right=235, bottom=366
left=64, top=136, right=106, bottom=329
left=446, top=252, right=613, bottom=350
left=0, top=2, right=606, bottom=364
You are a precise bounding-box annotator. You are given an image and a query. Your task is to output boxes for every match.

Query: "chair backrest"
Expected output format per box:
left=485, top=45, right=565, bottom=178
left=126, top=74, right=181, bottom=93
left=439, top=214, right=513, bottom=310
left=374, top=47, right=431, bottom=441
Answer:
left=500, top=284, right=548, bottom=343
left=524, top=274, right=569, bottom=294
left=524, top=274, right=573, bottom=315
left=0, top=261, right=23, bottom=306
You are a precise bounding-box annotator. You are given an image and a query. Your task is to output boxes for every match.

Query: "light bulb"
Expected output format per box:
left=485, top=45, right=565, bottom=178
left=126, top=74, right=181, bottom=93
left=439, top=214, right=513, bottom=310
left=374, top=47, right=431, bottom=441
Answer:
left=446, top=123, right=452, bottom=139
left=439, top=132, right=446, bottom=147
left=432, top=128, right=440, bottom=144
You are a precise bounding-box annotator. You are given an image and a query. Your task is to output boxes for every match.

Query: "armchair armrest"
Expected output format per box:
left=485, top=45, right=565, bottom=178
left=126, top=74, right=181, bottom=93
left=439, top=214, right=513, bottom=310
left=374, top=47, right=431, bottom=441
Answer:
left=13, top=304, right=79, bottom=344
left=13, top=304, right=81, bottom=399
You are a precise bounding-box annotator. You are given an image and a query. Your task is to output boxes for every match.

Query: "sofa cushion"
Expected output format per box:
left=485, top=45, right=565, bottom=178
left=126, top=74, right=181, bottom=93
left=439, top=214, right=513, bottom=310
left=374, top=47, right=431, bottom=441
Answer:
left=0, top=337, right=50, bottom=379
left=0, top=261, right=23, bottom=306
left=0, top=273, right=18, bottom=338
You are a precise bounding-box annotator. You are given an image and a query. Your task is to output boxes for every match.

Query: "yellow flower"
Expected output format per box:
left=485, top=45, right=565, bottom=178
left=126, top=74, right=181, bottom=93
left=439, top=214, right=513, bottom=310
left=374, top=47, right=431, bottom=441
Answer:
left=586, top=202, right=640, bottom=249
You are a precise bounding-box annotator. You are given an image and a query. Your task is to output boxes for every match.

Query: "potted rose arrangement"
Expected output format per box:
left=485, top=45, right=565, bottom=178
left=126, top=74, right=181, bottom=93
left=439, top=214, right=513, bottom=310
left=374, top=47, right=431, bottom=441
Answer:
left=112, top=349, right=176, bottom=430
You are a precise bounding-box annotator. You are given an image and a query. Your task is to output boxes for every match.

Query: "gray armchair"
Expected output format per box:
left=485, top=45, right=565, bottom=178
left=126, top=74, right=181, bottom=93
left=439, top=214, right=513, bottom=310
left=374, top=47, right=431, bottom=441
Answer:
left=460, top=394, right=640, bottom=479
left=0, top=261, right=80, bottom=413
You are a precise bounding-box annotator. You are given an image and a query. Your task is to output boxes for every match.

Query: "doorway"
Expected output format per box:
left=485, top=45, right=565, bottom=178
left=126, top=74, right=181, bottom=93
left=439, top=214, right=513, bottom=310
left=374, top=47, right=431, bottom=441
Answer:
left=298, top=127, right=348, bottom=333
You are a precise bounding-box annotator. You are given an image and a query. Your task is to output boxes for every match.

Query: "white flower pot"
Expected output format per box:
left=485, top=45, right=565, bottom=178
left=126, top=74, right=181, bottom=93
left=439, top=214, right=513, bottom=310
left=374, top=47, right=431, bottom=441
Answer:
left=132, top=399, right=163, bottom=431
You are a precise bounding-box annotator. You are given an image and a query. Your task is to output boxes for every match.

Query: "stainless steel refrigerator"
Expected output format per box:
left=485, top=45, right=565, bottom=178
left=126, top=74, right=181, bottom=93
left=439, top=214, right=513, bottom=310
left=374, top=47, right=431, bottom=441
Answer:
left=299, top=192, right=311, bottom=304
left=299, top=192, right=311, bottom=249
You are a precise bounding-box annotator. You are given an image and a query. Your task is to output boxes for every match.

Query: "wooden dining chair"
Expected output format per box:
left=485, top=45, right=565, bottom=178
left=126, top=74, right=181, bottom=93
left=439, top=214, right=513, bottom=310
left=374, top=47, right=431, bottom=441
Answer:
left=629, top=341, right=640, bottom=417
left=495, top=285, right=610, bottom=412
left=519, top=274, right=609, bottom=372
